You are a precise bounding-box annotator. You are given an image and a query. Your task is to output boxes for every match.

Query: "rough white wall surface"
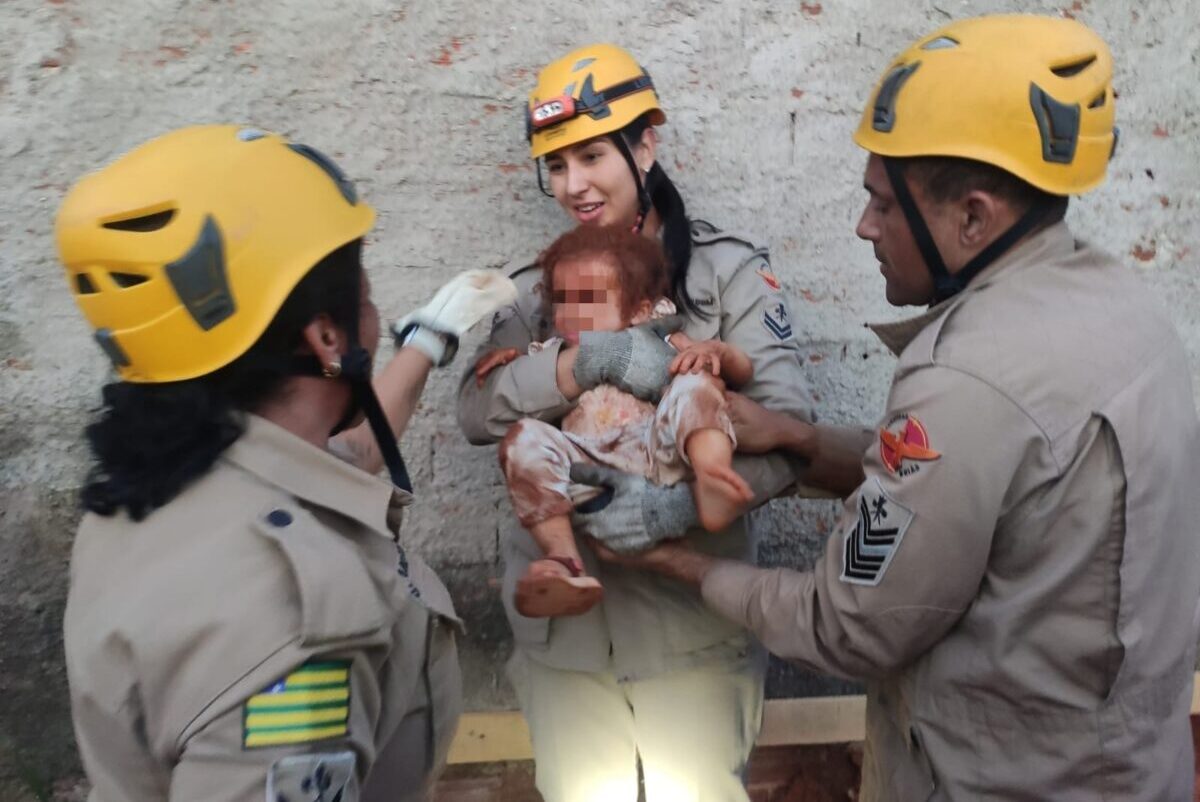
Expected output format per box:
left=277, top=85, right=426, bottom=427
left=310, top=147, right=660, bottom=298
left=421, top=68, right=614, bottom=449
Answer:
left=2, top=0, right=1197, bottom=789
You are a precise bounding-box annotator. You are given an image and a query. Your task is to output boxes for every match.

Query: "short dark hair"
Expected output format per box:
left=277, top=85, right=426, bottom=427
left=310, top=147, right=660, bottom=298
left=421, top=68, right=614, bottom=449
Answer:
left=538, top=225, right=669, bottom=321
left=903, top=155, right=1068, bottom=222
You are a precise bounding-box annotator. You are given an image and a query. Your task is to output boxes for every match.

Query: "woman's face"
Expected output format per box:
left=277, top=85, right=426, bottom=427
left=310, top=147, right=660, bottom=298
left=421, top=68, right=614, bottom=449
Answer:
left=544, top=129, right=655, bottom=229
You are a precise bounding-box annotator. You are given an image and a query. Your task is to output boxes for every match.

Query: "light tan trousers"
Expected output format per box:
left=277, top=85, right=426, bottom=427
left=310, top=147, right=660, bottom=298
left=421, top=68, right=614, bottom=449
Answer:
left=508, top=648, right=763, bottom=802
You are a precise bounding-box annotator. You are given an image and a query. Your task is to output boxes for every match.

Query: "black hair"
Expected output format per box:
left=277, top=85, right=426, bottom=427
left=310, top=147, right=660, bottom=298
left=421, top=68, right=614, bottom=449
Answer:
left=903, top=155, right=1069, bottom=226
left=81, top=239, right=364, bottom=521
left=619, top=114, right=708, bottom=318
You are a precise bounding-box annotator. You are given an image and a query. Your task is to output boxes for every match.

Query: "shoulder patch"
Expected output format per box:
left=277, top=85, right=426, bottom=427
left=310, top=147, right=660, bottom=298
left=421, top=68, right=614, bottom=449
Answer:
left=756, top=266, right=782, bottom=292
left=268, top=751, right=358, bottom=801
left=243, top=660, right=351, bottom=749
left=762, top=301, right=793, bottom=341
left=879, top=415, right=941, bottom=477
left=840, top=478, right=914, bottom=587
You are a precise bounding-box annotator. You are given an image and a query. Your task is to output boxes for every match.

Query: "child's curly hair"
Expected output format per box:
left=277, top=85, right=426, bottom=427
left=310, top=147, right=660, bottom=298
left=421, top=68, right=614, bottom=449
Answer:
left=538, top=225, right=669, bottom=321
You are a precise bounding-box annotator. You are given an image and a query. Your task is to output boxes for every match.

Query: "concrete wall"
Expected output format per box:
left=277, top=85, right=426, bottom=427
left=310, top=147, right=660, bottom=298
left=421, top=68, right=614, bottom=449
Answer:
left=2, top=0, right=1197, bottom=791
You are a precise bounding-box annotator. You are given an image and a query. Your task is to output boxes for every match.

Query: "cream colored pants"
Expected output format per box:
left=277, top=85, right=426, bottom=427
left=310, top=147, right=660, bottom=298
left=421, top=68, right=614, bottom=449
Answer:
left=508, top=648, right=763, bottom=802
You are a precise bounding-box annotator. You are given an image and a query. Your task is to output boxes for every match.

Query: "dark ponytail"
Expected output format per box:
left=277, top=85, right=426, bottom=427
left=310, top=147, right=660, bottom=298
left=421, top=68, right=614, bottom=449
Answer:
left=620, top=115, right=708, bottom=318
left=81, top=240, right=364, bottom=521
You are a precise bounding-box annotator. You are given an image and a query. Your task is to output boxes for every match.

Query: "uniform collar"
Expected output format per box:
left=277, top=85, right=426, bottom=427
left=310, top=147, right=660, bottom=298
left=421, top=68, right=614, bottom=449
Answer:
left=223, top=414, right=410, bottom=539
left=869, top=221, right=1075, bottom=356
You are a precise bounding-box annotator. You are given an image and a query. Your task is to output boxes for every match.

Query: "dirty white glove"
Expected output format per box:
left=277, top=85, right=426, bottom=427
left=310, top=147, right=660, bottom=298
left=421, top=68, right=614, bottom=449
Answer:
left=392, top=269, right=518, bottom=366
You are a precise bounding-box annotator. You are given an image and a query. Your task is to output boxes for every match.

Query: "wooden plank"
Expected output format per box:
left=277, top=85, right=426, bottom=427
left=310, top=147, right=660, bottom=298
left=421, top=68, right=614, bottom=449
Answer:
left=758, top=695, right=866, bottom=746
left=447, top=710, right=533, bottom=764
left=446, top=696, right=864, bottom=765
left=448, top=672, right=1200, bottom=764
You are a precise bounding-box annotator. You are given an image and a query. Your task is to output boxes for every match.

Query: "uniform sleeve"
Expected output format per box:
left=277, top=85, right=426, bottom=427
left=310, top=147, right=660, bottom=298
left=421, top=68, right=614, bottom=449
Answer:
left=69, top=655, right=172, bottom=801
left=167, top=651, right=383, bottom=802
left=457, top=275, right=574, bottom=445
left=701, top=365, right=1041, bottom=679
left=717, top=249, right=815, bottom=504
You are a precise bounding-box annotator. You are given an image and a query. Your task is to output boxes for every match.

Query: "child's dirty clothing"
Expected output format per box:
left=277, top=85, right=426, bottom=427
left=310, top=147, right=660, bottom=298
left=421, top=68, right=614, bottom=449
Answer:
left=499, top=372, right=734, bottom=527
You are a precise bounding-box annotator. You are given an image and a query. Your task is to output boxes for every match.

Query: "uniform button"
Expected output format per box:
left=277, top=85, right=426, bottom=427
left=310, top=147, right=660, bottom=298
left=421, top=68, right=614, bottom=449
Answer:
left=266, top=509, right=293, bottom=527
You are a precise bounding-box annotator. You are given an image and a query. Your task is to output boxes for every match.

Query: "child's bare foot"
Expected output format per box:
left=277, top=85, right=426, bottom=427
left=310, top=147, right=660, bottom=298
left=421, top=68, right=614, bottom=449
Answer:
left=687, top=428, right=754, bottom=531
left=476, top=347, right=521, bottom=387
left=514, top=558, right=604, bottom=618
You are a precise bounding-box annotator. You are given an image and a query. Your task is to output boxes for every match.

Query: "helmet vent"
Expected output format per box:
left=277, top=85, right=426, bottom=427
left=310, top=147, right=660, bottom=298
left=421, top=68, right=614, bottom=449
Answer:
left=921, top=36, right=959, bottom=50
left=109, top=271, right=149, bottom=289
left=102, top=209, right=176, bottom=232
left=165, top=215, right=236, bottom=331
left=1088, top=90, right=1107, bottom=109
left=75, top=273, right=98, bottom=294
left=1050, top=55, right=1097, bottom=78
left=1030, top=84, right=1081, bottom=164
left=872, top=62, right=921, bottom=133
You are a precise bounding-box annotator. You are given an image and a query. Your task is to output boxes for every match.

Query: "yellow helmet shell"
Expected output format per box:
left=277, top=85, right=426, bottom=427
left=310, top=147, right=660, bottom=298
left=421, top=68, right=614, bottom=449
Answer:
left=853, top=15, right=1116, bottom=196
left=528, top=43, right=665, bottom=159
left=55, top=125, right=375, bottom=383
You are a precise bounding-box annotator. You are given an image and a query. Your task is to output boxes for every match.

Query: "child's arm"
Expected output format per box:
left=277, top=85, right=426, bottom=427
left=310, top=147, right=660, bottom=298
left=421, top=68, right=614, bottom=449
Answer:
left=475, top=347, right=521, bottom=387
left=669, top=339, right=754, bottom=387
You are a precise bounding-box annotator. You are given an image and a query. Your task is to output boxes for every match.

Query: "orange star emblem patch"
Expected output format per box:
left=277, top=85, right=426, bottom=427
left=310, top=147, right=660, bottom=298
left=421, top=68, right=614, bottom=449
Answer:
left=756, top=267, right=781, bottom=291
left=879, top=415, right=941, bottom=475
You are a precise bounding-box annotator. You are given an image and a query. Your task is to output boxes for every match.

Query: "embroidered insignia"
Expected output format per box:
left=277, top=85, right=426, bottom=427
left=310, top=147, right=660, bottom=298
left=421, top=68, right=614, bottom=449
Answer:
left=879, top=415, right=941, bottom=476
left=756, top=266, right=781, bottom=291
left=841, top=478, right=914, bottom=586
left=762, top=301, right=793, bottom=341
left=243, top=660, right=351, bottom=749
left=267, top=751, right=357, bottom=801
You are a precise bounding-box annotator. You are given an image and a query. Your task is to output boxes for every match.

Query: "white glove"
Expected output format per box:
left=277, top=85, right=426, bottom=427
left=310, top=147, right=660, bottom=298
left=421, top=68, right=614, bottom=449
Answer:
left=392, top=269, right=518, bottom=366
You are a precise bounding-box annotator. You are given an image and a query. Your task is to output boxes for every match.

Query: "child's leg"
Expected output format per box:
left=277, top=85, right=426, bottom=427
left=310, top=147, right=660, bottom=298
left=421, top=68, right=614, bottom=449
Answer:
left=499, top=420, right=604, bottom=617
left=651, top=373, right=754, bottom=532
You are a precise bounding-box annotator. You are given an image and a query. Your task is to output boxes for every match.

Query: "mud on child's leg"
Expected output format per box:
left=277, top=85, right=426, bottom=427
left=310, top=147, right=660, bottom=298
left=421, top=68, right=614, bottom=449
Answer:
left=653, top=373, right=754, bottom=532
left=498, top=419, right=604, bottom=617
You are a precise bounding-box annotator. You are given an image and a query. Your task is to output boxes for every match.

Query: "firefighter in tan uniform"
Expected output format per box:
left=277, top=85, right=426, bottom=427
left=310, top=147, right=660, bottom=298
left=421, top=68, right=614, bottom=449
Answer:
left=58, top=126, right=511, bottom=801
left=455, top=44, right=861, bottom=802
left=588, top=17, right=1200, bottom=801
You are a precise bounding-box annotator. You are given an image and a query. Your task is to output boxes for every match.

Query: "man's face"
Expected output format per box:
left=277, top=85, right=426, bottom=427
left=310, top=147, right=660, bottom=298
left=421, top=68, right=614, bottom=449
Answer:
left=855, top=154, right=936, bottom=307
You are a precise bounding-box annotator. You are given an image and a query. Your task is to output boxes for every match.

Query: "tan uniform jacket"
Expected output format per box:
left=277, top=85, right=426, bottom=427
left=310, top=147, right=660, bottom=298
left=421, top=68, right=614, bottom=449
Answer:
left=64, top=416, right=463, bottom=802
left=703, top=223, right=1200, bottom=800
left=458, top=221, right=813, bottom=680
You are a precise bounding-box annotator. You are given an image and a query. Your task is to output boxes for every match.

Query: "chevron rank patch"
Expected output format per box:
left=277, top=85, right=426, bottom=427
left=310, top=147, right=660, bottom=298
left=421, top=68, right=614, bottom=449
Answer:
left=762, top=301, right=793, bottom=341
left=840, top=478, right=914, bottom=587
left=243, top=660, right=351, bottom=749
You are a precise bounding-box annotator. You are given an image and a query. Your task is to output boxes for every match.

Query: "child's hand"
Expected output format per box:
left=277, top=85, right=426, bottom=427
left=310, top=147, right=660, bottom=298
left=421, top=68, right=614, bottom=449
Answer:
left=475, top=347, right=521, bottom=387
left=670, top=340, right=729, bottom=378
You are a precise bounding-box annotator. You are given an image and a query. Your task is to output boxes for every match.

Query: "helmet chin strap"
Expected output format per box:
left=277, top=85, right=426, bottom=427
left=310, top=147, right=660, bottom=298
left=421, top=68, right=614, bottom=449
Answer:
left=609, top=133, right=653, bottom=233
left=288, top=306, right=413, bottom=494
left=882, top=157, right=1055, bottom=304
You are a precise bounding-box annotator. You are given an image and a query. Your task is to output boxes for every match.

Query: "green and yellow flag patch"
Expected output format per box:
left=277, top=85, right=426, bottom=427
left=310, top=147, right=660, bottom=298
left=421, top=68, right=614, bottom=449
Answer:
left=243, top=660, right=351, bottom=749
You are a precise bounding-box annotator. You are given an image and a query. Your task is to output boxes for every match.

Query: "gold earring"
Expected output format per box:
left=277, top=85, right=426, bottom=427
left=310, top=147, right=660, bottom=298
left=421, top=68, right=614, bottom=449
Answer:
left=322, top=360, right=342, bottom=378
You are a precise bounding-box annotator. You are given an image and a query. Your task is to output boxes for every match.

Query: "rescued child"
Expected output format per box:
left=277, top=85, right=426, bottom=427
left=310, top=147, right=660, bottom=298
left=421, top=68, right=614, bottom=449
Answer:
left=475, top=225, right=754, bottom=618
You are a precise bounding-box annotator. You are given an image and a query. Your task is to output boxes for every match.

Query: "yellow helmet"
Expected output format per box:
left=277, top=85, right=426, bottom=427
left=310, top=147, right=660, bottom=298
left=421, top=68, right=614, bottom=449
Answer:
left=527, top=43, right=665, bottom=160
left=55, top=125, right=375, bottom=383
left=853, top=15, right=1116, bottom=196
